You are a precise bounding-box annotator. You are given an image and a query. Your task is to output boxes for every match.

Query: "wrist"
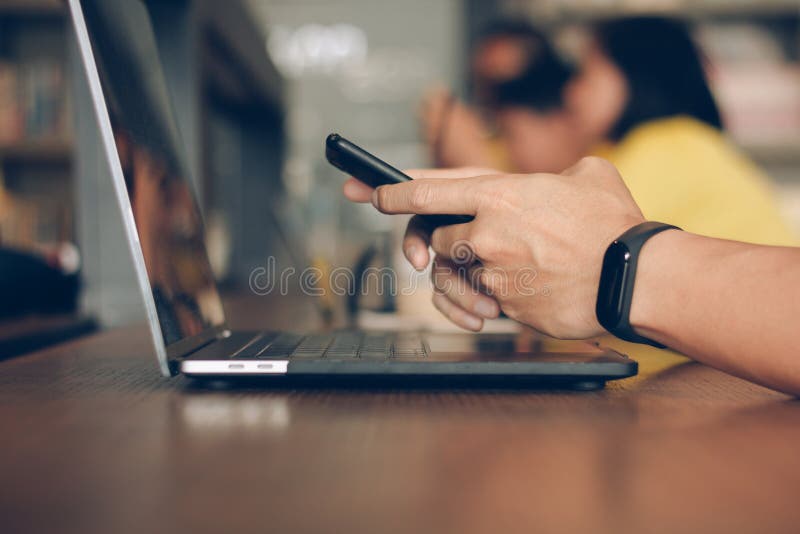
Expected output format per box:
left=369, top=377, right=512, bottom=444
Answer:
left=595, top=222, right=680, bottom=346
left=628, top=228, right=688, bottom=343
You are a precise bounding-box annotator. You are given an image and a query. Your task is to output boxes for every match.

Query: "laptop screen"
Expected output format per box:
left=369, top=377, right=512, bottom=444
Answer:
left=78, top=0, right=225, bottom=348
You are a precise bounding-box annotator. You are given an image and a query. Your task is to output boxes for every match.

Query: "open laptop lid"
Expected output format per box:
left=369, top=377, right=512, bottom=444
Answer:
left=68, top=0, right=228, bottom=376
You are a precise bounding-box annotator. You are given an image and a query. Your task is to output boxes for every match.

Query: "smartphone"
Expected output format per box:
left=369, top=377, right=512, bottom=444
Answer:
left=326, top=133, right=474, bottom=227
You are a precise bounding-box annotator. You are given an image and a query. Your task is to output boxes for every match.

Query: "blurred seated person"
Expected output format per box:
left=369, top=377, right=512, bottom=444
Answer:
left=0, top=189, right=80, bottom=318
left=421, top=20, right=580, bottom=173
left=490, top=52, right=581, bottom=173
left=564, top=16, right=796, bottom=245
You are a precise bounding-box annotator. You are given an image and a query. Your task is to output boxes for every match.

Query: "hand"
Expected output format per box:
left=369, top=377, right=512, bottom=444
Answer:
left=343, top=157, right=646, bottom=338
left=419, top=86, right=493, bottom=168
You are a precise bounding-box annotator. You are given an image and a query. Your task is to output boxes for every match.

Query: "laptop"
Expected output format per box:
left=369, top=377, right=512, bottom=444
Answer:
left=67, top=0, right=637, bottom=389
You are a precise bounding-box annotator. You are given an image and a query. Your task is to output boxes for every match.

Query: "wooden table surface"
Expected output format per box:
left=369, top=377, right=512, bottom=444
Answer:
left=1, top=295, right=799, bottom=534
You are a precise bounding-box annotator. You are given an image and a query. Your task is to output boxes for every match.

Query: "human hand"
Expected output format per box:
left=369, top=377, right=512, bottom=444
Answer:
left=419, top=86, right=493, bottom=168
left=343, top=158, right=645, bottom=338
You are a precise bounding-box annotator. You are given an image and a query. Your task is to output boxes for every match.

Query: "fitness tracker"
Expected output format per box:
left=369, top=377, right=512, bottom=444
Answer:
left=596, top=221, right=680, bottom=347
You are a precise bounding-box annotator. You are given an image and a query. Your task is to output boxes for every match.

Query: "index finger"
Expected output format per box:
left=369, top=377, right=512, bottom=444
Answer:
left=343, top=177, right=374, bottom=202
left=372, top=177, right=485, bottom=216
left=343, top=167, right=497, bottom=204
left=404, top=167, right=499, bottom=180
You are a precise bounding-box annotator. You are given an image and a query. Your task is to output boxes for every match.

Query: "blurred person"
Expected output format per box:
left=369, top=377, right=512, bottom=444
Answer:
left=421, top=20, right=579, bottom=172
left=565, top=16, right=795, bottom=245
left=489, top=55, right=581, bottom=173
left=470, top=20, right=562, bottom=109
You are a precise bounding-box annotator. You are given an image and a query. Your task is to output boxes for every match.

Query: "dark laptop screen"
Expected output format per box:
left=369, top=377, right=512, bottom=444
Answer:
left=79, top=0, right=225, bottom=346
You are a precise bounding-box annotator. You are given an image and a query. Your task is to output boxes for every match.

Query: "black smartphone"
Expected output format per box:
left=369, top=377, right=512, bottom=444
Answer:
left=325, top=133, right=473, bottom=227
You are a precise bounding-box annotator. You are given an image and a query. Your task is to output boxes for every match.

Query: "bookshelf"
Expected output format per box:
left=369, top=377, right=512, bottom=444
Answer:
left=0, top=0, right=73, bottom=252
left=0, top=0, right=63, bottom=17
left=0, top=0, right=285, bottom=331
left=0, top=139, right=72, bottom=164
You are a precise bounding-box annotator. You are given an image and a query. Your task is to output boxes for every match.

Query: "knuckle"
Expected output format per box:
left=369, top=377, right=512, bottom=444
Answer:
left=499, top=302, right=519, bottom=321
left=579, top=155, right=605, bottom=167
left=430, top=260, right=453, bottom=290
left=478, top=267, right=508, bottom=296
left=577, top=156, right=615, bottom=176
left=430, top=259, right=449, bottom=277
left=448, top=238, right=476, bottom=265
left=476, top=178, right=503, bottom=202
left=431, top=292, right=450, bottom=314
left=430, top=228, right=446, bottom=252
left=577, top=155, right=602, bottom=169
left=375, top=186, right=391, bottom=212
left=410, top=182, right=435, bottom=211
left=477, top=179, right=519, bottom=213
left=468, top=228, right=495, bottom=260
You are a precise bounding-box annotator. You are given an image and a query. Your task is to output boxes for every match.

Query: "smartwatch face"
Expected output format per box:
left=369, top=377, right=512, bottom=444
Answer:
left=597, top=241, right=631, bottom=327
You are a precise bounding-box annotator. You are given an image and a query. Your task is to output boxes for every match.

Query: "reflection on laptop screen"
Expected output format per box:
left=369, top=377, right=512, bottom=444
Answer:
left=80, top=0, right=224, bottom=346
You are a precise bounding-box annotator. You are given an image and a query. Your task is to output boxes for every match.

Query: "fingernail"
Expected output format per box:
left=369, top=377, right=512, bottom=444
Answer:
left=405, top=246, right=424, bottom=270
left=405, top=245, right=419, bottom=268
left=412, top=247, right=428, bottom=270
left=474, top=300, right=498, bottom=319
left=463, top=315, right=483, bottom=331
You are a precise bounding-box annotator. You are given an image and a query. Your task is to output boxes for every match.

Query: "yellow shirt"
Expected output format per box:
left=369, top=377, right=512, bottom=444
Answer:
left=593, top=116, right=796, bottom=365
left=595, top=116, right=796, bottom=246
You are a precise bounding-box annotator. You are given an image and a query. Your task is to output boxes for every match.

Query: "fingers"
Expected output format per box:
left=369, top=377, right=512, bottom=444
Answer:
left=372, top=177, right=485, bottom=216
left=344, top=168, right=497, bottom=206
left=403, top=216, right=433, bottom=271
left=342, top=178, right=374, bottom=202
left=343, top=168, right=497, bottom=203
left=404, top=167, right=499, bottom=180
left=432, top=292, right=484, bottom=332
left=429, top=223, right=473, bottom=262
left=403, top=215, right=477, bottom=270
left=431, top=258, right=500, bottom=321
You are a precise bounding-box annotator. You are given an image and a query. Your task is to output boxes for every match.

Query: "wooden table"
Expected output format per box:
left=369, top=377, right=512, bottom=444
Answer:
left=1, top=295, right=798, bottom=534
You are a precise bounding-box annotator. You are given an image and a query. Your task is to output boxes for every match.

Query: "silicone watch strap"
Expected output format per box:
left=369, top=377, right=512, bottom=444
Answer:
left=597, top=221, right=681, bottom=348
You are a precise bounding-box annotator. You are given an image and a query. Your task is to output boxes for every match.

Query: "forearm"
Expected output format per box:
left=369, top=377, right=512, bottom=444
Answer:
left=630, top=230, right=800, bottom=395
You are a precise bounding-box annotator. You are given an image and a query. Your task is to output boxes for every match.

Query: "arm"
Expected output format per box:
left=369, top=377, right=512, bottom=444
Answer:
left=419, top=87, right=495, bottom=168
left=342, top=157, right=800, bottom=395
left=632, top=229, right=800, bottom=394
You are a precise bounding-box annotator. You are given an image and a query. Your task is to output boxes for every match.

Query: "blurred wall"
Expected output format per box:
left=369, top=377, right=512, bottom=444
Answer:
left=247, top=0, right=464, bottom=265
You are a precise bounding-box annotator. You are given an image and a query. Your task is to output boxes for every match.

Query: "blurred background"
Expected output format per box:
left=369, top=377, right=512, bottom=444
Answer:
left=0, top=0, right=799, bottom=354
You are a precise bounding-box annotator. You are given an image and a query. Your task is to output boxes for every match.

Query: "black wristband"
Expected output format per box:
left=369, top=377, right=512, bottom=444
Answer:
left=595, top=222, right=680, bottom=348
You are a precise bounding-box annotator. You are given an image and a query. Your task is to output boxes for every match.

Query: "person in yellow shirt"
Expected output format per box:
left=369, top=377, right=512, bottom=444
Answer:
left=553, top=16, right=797, bottom=363
left=448, top=16, right=794, bottom=246
left=563, top=16, right=795, bottom=246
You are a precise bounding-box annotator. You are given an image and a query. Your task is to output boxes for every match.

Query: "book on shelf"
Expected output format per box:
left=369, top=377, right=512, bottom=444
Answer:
left=0, top=56, right=74, bottom=255
left=0, top=59, right=70, bottom=147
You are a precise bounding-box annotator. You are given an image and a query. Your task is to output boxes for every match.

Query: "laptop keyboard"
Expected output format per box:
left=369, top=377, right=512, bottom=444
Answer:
left=232, top=332, right=427, bottom=360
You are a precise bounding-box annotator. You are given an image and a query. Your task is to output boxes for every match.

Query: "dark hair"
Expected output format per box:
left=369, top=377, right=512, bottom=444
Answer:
left=594, top=16, right=723, bottom=140
left=478, top=19, right=549, bottom=43
left=476, top=19, right=573, bottom=113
